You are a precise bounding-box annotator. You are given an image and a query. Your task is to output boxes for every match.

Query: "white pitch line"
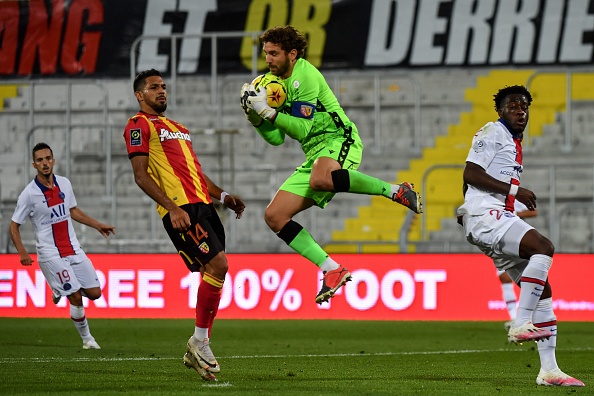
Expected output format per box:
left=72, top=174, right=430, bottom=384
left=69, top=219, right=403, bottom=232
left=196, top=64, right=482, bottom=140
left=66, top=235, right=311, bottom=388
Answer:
left=1, top=346, right=592, bottom=364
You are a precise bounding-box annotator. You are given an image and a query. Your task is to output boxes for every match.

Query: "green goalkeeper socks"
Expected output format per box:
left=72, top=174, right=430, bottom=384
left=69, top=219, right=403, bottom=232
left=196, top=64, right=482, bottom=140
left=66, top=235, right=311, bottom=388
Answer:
left=288, top=228, right=328, bottom=267
left=332, top=169, right=392, bottom=198
left=277, top=220, right=328, bottom=267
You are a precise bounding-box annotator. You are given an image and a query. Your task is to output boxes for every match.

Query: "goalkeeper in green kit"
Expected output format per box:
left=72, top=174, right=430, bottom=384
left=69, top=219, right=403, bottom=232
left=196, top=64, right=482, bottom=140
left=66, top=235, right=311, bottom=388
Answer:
left=240, top=25, right=422, bottom=305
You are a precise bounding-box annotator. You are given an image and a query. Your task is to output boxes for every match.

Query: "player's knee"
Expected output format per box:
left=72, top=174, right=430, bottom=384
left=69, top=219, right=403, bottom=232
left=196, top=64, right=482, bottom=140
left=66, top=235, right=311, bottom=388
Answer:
left=67, top=291, right=84, bottom=306
left=264, top=207, right=280, bottom=231
left=541, top=282, right=553, bottom=299
left=217, top=254, right=229, bottom=273
left=311, top=170, right=338, bottom=191
left=206, top=253, right=228, bottom=278
left=539, top=237, right=555, bottom=257
left=309, top=176, right=332, bottom=192
left=85, top=288, right=102, bottom=300
left=211, top=261, right=228, bottom=277
left=524, top=231, right=555, bottom=257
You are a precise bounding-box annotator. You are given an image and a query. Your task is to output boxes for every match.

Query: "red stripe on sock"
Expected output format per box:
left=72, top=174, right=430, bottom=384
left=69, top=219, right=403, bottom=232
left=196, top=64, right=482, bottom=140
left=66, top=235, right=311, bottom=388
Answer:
left=535, top=320, right=557, bottom=328
left=520, top=276, right=546, bottom=286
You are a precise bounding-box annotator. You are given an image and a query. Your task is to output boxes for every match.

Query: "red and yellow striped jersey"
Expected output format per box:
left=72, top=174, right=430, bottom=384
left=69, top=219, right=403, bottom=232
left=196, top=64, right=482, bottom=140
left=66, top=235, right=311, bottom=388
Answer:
left=123, top=111, right=211, bottom=217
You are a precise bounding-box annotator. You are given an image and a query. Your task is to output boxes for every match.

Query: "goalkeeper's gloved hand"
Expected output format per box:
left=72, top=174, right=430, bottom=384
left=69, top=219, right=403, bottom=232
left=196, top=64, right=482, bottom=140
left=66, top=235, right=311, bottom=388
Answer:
left=246, top=85, right=277, bottom=121
left=240, top=83, right=251, bottom=112
left=245, top=108, right=263, bottom=127
left=240, top=83, right=263, bottom=126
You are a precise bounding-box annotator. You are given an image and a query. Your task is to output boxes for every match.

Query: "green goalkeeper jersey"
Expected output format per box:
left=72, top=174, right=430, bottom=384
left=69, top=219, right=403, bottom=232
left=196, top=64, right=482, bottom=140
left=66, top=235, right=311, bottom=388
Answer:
left=254, top=58, right=362, bottom=160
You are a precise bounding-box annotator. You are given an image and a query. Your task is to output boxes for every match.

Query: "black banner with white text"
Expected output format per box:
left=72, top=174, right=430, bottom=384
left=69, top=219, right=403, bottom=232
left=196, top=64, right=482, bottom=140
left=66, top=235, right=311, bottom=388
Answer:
left=1, top=0, right=592, bottom=78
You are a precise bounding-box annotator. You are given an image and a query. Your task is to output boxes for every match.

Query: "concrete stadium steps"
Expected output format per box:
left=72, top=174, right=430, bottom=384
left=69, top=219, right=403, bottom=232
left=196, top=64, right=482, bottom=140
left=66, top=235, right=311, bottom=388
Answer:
left=422, top=70, right=594, bottom=248
left=558, top=206, right=593, bottom=252
left=324, top=242, right=410, bottom=254
left=462, top=70, right=534, bottom=134
left=325, top=72, right=486, bottom=252
left=2, top=80, right=134, bottom=111
left=526, top=72, right=594, bottom=144
left=521, top=161, right=594, bottom=200
left=329, top=196, right=421, bottom=253
left=327, top=69, right=594, bottom=253
left=3, top=70, right=594, bottom=254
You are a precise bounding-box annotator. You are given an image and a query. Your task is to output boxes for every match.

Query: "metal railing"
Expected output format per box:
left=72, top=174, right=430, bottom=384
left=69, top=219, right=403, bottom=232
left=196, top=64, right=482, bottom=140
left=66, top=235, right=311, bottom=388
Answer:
left=7, top=79, right=109, bottom=144
left=25, top=124, right=121, bottom=196
left=420, top=164, right=464, bottom=240
left=3, top=64, right=594, bottom=253
left=418, top=161, right=594, bottom=251
left=329, top=73, right=422, bottom=153
left=129, top=31, right=263, bottom=110
left=525, top=67, right=594, bottom=151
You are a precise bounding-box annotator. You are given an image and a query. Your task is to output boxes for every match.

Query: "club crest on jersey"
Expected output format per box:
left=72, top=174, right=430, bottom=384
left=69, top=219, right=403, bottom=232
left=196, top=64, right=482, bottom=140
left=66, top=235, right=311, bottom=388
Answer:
left=159, top=128, right=191, bottom=142
left=198, top=242, right=209, bottom=254
left=300, top=105, right=313, bottom=118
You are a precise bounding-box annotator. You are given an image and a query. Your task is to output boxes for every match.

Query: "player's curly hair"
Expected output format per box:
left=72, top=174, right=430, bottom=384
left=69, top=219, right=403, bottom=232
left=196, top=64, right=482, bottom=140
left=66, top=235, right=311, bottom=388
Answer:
left=133, top=69, right=162, bottom=92
left=493, top=85, right=532, bottom=111
left=260, top=25, right=308, bottom=59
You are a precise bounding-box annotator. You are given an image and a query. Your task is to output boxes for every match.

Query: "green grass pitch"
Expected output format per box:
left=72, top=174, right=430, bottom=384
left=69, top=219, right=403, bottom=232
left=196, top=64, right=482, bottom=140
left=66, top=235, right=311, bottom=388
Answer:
left=0, top=318, right=592, bottom=395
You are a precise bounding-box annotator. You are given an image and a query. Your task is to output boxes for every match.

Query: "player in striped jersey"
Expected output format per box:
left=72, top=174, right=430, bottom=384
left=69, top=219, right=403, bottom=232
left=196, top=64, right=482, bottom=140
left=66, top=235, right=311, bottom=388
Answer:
left=10, top=142, right=115, bottom=349
left=124, top=69, right=245, bottom=382
left=457, top=86, right=584, bottom=387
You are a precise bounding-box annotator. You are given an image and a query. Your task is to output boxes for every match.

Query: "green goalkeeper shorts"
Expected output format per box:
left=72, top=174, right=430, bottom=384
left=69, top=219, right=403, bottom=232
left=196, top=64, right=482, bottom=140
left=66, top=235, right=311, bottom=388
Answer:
left=279, top=135, right=363, bottom=208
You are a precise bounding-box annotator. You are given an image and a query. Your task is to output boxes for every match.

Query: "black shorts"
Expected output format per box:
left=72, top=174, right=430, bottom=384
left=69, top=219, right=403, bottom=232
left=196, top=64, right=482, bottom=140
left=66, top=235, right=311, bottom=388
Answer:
left=162, top=203, right=225, bottom=272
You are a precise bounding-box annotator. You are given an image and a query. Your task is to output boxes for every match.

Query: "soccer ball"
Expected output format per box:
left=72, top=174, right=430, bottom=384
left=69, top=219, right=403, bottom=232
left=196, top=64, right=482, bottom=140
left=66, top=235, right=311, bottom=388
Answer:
left=251, top=73, right=287, bottom=109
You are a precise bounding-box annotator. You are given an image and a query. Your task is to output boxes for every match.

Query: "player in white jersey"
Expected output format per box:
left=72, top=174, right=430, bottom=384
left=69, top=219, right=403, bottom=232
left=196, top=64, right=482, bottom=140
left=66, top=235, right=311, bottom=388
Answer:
left=9, top=142, right=116, bottom=350
left=495, top=201, right=537, bottom=331
left=457, top=86, right=584, bottom=387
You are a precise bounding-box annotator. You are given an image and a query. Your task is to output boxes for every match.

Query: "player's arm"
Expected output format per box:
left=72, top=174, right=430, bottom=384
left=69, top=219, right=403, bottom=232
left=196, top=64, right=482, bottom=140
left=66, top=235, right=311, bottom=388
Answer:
left=517, top=208, right=538, bottom=218
left=9, top=221, right=33, bottom=266
left=463, top=161, right=537, bottom=210
left=273, top=109, right=313, bottom=141
left=203, top=173, right=245, bottom=219
left=254, top=122, right=286, bottom=146
left=70, top=207, right=116, bottom=237
left=244, top=82, right=314, bottom=142
left=463, top=162, right=507, bottom=193
left=241, top=88, right=286, bottom=145
left=129, top=155, right=191, bottom=231
left=272, top=78, right=317, bottom=141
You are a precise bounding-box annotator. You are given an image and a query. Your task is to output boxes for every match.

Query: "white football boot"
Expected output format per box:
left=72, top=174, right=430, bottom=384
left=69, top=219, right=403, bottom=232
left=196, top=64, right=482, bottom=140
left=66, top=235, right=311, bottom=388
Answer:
left=507, top=321, right=552, bottom=344
left=536, top=368, right=585, bottom=386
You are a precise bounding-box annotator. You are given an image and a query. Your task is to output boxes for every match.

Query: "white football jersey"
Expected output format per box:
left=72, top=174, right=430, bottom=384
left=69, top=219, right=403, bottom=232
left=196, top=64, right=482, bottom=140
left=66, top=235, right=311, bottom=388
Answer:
left=12, top=175, right=83, bottom=261
left=514, top=200, right=528, bottom=214
left=457, top=120, right=523, bottom=216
